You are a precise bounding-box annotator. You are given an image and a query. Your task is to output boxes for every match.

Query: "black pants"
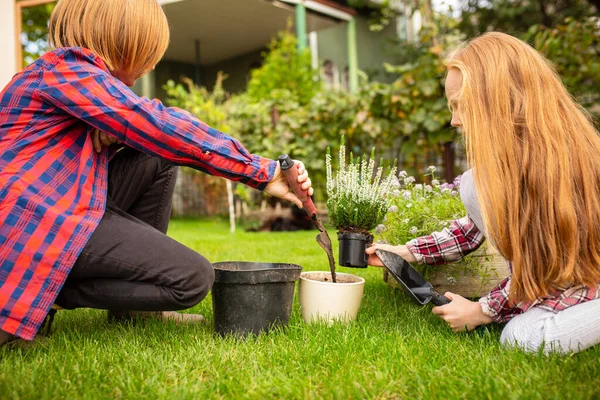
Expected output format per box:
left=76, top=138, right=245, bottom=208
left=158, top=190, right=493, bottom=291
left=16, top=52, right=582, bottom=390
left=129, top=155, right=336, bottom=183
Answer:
left=56, top=148, right=214, bottom=311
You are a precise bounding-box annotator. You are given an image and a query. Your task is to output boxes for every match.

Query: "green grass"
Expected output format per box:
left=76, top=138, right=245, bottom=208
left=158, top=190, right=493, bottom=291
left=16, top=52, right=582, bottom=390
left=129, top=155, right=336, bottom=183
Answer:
left=1, top=219, right=599, bottom=399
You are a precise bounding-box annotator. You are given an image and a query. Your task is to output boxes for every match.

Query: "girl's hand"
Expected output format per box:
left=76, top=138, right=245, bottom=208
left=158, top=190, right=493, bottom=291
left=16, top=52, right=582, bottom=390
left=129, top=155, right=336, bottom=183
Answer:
left=264, top=161, right=313, bottom=209
left=92, top=129, right=122, bottom=153
left=365, top=243, right=417, bottom=267
left=432, top=292, right=493, bottom=332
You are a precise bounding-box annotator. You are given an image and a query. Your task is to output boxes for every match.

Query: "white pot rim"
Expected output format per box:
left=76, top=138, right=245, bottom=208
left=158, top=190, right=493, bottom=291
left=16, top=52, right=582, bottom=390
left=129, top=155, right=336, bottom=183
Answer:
left=300, top=271, right=365, bottom=286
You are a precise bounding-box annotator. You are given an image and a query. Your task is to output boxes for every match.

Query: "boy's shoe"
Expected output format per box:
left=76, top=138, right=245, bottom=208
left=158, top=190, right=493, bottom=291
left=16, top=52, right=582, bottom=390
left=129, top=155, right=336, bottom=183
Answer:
left=107, top=310, right=205, bottom=325
left=0, top=330, right=15, bottom=347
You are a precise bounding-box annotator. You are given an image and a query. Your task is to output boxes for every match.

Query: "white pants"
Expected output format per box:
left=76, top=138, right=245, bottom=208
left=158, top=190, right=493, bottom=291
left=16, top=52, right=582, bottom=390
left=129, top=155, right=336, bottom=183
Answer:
left=500, top=299, right=600, bottom=354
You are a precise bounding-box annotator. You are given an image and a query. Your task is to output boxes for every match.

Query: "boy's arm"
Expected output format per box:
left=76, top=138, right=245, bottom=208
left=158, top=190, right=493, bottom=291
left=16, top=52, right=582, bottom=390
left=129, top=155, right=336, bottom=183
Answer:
left=35, top=55, right=275, bottom=190
left=406, top=215, right=485, bottom=265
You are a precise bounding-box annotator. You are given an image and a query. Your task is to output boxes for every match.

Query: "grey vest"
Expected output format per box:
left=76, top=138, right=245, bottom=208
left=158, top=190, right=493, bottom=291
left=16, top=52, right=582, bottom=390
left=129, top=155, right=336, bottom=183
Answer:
left=459, top=169, right=487, bottom=235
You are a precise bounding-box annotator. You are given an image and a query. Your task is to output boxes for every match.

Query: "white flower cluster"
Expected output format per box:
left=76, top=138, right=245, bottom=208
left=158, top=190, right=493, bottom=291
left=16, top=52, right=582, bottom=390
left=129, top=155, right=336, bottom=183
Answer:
left=326, top=143, right=398, bottom=217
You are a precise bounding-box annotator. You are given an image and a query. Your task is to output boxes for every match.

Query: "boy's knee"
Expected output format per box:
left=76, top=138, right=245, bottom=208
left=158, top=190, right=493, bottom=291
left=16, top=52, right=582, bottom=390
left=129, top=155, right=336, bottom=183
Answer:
left=176, top=252, right=214, bottom=309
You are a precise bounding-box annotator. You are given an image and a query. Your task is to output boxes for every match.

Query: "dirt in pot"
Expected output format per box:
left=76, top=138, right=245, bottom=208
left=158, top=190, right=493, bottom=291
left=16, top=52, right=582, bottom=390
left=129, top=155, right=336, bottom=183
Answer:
left=303, top=272, right=362, bottom=284
left=338, top=227, right=373, bottom=237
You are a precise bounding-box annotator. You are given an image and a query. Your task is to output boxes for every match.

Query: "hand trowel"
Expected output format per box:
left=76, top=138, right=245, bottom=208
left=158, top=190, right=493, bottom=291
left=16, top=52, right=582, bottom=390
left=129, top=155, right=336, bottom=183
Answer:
left=375, top=249, right=450, bottom=306
left=278, top=155, right=337, bottom=283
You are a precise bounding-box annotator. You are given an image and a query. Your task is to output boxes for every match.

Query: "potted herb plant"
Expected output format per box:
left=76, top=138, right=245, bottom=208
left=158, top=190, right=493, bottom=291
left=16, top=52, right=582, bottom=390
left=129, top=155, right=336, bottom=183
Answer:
left=326, top=137, right=397, bottom=268
left=376, top=167, right=509, bottom=298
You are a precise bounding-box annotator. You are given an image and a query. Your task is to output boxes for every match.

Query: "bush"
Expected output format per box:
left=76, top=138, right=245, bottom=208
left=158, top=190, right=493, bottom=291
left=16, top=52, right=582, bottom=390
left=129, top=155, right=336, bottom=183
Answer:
left=525, top=17, right=600, bottom=117
left=375, top=168, right=495, bottom=282
left=246, top=28, right=319, bottom=105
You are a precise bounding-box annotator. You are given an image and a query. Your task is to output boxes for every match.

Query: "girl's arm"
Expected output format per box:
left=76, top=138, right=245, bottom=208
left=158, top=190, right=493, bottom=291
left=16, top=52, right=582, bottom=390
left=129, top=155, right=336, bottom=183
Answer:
left=35, top=51, right=275, bottom=189
left=478, top=275, right=523, bottom=323
left=406, top=215, right=485, bottom=265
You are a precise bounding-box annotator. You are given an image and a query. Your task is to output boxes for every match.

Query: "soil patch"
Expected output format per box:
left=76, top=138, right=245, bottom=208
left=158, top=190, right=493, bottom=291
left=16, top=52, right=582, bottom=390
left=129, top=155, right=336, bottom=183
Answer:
left=338, top=227, right=373, bottom=239
left=302, top=272, right=362, bottom=284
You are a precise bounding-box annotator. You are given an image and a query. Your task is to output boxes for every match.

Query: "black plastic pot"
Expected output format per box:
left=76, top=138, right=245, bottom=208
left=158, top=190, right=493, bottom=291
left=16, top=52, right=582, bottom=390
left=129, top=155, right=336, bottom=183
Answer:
left=212, top=262, right=302, bottom=337
left=338, top=232, right=372, bottom=268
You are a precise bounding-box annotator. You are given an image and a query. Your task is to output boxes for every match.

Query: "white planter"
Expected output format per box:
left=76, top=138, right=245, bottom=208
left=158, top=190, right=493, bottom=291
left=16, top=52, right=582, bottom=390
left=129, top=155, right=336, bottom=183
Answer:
left=298, top=271, right=365, bottom=324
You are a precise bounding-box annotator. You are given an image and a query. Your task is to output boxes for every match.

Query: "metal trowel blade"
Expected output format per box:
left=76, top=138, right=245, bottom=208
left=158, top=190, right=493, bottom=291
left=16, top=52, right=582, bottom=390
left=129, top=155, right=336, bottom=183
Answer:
left=316, top=230, right=336, bottom=280
left=376, top=249, right=434, bottom=305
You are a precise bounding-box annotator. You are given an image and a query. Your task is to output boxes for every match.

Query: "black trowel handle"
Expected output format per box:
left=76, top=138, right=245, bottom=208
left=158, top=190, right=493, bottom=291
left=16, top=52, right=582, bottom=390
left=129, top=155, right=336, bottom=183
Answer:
left=430, top=289, right=451, bottom=306
left=278, top=154, right=317, bottom=217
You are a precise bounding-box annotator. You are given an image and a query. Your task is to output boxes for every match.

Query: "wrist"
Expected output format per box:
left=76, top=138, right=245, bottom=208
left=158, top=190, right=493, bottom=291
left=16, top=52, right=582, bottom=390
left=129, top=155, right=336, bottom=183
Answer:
left=397, top=245, right=417, bottom=263
left=472, top=301, right=493, bottom=325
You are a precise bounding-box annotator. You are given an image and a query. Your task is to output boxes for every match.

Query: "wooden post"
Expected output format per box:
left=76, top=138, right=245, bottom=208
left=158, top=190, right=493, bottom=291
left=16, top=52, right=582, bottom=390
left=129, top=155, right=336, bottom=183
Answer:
left=443, top=141, right=455, bottom=183
left=295, top=2, right=307, bottom=51
left=347, top=17, right=359, bottom=93
left=226, top=180, right=235, bottom=234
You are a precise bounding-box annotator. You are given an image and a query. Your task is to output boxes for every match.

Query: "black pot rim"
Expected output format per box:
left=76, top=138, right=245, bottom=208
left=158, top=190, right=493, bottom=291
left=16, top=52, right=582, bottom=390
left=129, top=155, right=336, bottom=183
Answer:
left=337, top=232, right=372, bottom=240
left=213, top=261, right=302, bottom=284
left=213, top=261, right=302, bottom=272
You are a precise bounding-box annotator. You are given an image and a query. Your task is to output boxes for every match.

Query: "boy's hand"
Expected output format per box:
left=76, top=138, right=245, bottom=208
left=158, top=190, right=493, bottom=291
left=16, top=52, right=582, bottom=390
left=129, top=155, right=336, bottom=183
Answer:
left=366, top=243, right=417, bottom=267
left=92, top=129, right=122, bottom=153
left=264, top=161, right=313, bottom=209
left=432, top=292, right=493, bottom=332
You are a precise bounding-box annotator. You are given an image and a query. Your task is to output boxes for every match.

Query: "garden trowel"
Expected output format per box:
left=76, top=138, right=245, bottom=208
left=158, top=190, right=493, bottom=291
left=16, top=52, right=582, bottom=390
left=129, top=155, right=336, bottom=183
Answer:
left=279, top=155, right=337, bottom=283
left=375, top=249, right=450, bottom=306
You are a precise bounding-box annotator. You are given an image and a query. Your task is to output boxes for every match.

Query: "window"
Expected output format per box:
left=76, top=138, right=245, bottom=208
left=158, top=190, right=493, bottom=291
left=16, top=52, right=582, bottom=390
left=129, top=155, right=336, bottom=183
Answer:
left=15, top=0, right=56, bottom=71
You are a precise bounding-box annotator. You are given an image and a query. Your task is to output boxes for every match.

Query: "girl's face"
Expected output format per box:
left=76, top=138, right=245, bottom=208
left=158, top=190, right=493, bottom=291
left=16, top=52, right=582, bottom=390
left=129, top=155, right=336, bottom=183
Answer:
left=111, top=69, right=138, bottom=87
left=445, top=68, right=463, bottom=128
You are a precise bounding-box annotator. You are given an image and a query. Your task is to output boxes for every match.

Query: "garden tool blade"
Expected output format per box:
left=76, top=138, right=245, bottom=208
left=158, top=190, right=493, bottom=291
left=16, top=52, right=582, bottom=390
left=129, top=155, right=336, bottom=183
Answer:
left=375, top=249, right=450, bottom=306
left=278, top=154, right=337, bottom=282
left=314, top=218, right=336, bottom=282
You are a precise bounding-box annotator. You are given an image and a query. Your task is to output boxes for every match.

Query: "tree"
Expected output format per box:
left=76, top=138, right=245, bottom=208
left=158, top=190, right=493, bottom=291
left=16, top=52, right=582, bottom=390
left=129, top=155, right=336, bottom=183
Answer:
left=458, top=0, right=597, bottom=36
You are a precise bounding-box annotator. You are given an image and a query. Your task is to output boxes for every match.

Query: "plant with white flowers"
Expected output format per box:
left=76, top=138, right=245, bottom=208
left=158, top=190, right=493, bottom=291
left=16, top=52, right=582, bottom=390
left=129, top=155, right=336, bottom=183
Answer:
left=376, top=166, right=462, bottom=246
left=326, top=137, right=397, bottom=236
left=376, top=167, right=495, bottom=283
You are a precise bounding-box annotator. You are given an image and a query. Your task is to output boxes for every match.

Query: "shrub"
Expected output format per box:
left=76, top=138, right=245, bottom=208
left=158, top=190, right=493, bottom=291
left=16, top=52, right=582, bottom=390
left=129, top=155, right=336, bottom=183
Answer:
left=376, top=168, right=496, bottom=283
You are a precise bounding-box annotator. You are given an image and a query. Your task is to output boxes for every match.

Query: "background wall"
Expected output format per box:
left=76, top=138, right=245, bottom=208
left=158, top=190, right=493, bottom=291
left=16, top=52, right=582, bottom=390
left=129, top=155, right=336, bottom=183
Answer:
left=0, top=0, right=17, bottom=88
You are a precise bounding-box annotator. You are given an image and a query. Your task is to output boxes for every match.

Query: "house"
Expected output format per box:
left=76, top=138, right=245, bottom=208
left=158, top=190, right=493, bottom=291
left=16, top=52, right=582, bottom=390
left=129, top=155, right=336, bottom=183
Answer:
left=1, top=0, right=421, bottom=99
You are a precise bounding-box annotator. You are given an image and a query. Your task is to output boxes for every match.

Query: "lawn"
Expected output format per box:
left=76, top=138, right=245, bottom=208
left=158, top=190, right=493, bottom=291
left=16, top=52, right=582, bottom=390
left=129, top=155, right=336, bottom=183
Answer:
left=1, top=219, right=599, bottom=399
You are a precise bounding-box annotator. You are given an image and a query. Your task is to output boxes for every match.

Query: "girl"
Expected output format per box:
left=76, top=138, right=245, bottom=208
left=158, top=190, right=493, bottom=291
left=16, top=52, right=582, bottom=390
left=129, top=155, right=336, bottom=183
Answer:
left=368, top=32, right=600, bottom=354
left=0, top=0, right=313, bottom=346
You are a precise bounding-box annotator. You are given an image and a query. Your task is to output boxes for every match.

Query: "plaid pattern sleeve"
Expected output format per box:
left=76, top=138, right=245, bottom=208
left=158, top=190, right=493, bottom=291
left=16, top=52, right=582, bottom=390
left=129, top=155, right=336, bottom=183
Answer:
left=35, top=49, right=276, bottom=190
left=478, top=276, right=521, bottom=322
left=0, top=47, right=276, bottom=340
left=405, top=215, right=485, bottom=265
left=480, top=275, right=600, bottom=323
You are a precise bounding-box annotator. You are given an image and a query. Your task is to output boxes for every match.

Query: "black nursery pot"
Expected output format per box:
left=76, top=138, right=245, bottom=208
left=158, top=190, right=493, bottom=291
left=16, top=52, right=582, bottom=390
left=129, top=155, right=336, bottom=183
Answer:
left=212, top=262, right=302, bottom=337
left=338, top=232, right=373, bottom=268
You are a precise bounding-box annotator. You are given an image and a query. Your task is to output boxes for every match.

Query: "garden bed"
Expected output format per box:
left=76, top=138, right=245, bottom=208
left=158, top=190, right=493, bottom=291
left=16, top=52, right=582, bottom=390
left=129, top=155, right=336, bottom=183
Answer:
left=383, top=243, right=510, bottom=298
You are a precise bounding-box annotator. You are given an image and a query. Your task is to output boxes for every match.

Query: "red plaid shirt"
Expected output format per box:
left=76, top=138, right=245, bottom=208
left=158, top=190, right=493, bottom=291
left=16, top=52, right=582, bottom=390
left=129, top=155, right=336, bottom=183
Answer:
left=406, top=215, right=600, bottom=322
left=0, top=48, right=276, bottom=340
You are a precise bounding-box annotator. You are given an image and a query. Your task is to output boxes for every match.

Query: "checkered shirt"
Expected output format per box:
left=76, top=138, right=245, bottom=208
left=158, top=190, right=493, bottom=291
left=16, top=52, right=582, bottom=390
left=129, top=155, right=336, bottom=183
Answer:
left=406, top=215, right=600, bottom=322
left=0, top=48, right=276, bottom=340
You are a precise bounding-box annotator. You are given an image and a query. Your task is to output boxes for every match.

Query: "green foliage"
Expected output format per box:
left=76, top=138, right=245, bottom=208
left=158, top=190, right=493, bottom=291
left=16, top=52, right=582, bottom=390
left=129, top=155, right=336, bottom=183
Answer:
left=164, top=73, right=229, bottom=132
left=325, top=137, right=397, bottom=233
left=525, top=17, right=600, bottom=116
left=376, top=167, right=464, bottom=245
left=246, top=28, right=318, bottom=105
left=458, top=0, right=596, bottom=37
left=375, top=168, right=496, bottom=282
left=163, top=14, right=600, bottom=205
left=20, top=2, right=56, bottom=67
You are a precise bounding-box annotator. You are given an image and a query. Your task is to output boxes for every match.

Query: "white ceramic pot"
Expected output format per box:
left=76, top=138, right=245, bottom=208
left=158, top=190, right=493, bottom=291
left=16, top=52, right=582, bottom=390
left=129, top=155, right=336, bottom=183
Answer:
left=298, top=271, right=365, bottom=324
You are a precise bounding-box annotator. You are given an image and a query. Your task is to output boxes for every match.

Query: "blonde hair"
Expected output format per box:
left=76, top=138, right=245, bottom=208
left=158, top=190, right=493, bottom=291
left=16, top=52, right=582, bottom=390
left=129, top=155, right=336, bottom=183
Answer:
left=446, top=32, right=600, bottom=303
left=49, top=0, right=170, bottom=78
